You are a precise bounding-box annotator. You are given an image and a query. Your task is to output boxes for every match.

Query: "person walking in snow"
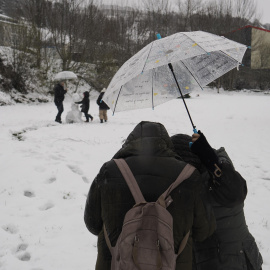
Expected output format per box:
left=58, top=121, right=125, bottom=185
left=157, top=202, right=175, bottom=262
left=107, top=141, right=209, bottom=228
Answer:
left=96, top=88, right=110, bottom=123
left=54, top=81, right=67, bottom=123
left=84, top=121, right=216, bottom=270
left=75, top=91, right=93, bottom=122
left=171, top=132, right=263, bottom=270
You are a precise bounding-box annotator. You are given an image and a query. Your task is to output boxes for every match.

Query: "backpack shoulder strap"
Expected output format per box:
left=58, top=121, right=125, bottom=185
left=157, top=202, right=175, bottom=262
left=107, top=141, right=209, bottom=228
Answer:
left=178, top=231, right=190, bottom=256
left=158, top=164, right=195, bottom=256
left=113, top=159, right=146, bottom=204
left=157, top=164, right=196, bottom=208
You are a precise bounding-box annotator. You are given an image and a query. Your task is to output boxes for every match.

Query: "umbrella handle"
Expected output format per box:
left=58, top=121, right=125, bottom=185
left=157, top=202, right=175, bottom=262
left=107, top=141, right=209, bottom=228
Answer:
left=189, top=128, right=198, bottom=148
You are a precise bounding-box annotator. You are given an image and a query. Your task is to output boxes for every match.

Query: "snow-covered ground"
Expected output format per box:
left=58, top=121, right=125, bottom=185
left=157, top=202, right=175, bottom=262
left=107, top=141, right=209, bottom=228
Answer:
left=0, top=89, right=269, bottom=270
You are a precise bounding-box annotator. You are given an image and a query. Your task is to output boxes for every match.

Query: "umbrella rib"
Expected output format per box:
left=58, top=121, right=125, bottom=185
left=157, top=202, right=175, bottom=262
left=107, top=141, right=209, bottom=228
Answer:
left=165, top=33, right=178, bottom=53
left=180, top=60, right=204, bottom=91
left=141, top=41, right=155, bottom=74
left=168, top=63, right=196, bottom=130
left=113, top=85, right=123, bottom=115
left=152, top=70, right=155, bottom=109
left=219, top=50, right=240, bottom=64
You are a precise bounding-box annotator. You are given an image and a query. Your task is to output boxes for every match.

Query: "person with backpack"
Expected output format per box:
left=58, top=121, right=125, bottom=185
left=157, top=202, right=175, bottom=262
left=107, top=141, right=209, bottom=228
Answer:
left=84, top=121, right=216, bottom=270
left=96, top=88, right=110, bottom=123
left=171, top=131, right=263, bottom=270
left=75, top=91, right=93, bottom=122
left=54, top=81, right=67, bottom=123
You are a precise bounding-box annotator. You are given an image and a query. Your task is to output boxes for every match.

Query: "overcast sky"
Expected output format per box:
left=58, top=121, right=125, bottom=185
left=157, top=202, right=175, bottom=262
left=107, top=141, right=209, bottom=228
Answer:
left=256, top=0, right=270, bottom=23
left=99, top=0, right=270, bottom=24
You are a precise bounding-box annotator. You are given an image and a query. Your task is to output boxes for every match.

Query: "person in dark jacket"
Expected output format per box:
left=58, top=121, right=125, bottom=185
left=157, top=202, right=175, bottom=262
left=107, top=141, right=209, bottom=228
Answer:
left=84, top=121, right=216, bottom=270
left=96, top=88, right=110, bottom=123
left=171, top=132, right=263, bottom=270
left=54, top=81, right=67, bottom=123
left=75, top=91, right=93, bottom=122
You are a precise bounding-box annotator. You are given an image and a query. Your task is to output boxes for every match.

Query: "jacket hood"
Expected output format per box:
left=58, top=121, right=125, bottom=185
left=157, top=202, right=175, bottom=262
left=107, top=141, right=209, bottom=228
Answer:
left=113, top=121, right=177, bottom=159
left=83, top=91, right=89, bottom=97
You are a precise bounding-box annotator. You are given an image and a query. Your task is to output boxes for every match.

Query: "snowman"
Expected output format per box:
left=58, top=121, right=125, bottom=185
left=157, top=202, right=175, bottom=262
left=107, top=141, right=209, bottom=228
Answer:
left=66, top=93, right=83, bottom=123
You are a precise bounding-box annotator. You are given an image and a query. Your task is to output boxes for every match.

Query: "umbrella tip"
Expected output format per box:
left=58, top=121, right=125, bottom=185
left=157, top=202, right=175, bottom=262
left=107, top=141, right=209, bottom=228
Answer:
left=156, top=33, right=162, bottom=39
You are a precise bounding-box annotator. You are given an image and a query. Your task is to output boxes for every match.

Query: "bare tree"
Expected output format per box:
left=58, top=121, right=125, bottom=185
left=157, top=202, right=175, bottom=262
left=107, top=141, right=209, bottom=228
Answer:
left=233, top=0, right=257, bottom=22
left=176, top=0, right=203, bottom=31
left=17, top=0, right=50, bottom=68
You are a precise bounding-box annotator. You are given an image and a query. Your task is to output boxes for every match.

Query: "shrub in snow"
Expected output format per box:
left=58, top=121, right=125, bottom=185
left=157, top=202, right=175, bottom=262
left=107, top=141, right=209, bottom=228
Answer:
left=0, top=90, right=15, bottom=105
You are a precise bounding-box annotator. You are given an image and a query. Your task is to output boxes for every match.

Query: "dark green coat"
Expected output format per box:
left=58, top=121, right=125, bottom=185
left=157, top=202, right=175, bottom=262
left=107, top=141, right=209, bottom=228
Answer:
left=84, top=122, right=216, bottom=270
left=171, top=134, right=263, bottom=270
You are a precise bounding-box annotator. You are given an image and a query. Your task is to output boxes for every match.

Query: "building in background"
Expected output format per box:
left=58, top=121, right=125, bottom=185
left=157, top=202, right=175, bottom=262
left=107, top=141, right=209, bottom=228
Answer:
left=225, top=25, right=270, bottom=69
left=219, top=25, right=270, bottom=90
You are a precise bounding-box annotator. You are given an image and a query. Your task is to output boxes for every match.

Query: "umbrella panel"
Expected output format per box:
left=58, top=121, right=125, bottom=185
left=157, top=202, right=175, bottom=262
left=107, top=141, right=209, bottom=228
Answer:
left=54, top=71, right=77, bottom=81
left=183, top=31, right=244, bottom=52
left=144, top=33, right=206, bottom=71
left=182, top=50, right=241, bottom=87
left=108, top=63, right=200, bottom=113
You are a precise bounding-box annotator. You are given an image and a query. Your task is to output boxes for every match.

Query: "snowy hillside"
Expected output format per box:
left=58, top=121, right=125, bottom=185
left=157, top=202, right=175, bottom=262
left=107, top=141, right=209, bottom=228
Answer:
left=0, top=88, right=269, bottom=270
left=0, top=46, right=98, bottom=105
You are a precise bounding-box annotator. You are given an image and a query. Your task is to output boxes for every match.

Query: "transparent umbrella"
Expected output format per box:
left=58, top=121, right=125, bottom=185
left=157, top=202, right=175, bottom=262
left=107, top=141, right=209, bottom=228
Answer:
left=54, top=71, right=77, bottom=81
left=53, top=71, right=78, bottom=95
left=103, top=31, right=247, bottom=130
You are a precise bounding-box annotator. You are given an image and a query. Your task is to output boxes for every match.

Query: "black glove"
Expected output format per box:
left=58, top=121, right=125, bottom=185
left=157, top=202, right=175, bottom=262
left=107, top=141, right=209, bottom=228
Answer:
left=190, top=131, right=222, bottom=177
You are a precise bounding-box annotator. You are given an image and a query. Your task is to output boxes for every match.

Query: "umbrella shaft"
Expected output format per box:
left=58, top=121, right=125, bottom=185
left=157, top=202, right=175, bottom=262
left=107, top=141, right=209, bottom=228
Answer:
left=168, top=63, right=196, bottom=130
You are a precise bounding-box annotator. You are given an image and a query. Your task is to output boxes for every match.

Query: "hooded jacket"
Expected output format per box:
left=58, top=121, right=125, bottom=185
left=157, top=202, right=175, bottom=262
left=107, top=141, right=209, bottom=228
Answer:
left=84, top=121, right=216, bottom=270
left=96, top=91, right=110, bottom=110
left=171, top=134, right=263, bottom=270
left=53, top=83, right=67, bottom=104
left=75, top=91, right=90, bottom=113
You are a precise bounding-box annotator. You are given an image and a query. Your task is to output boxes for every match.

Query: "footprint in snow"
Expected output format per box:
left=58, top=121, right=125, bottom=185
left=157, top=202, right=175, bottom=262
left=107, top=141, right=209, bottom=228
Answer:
left=46, top=176, right=56, bottom=184
left=39, top=202, right=54, bottom=211
left=24, top=190, right=35, bottom=198
left=2, top=224, right=18, bottom=234
left=82, top=176, right=90, bottom=183
left=16, top=243, right=28, bottom=252
left=67, top=164, right=84, bottom=175
left=18, top=252, right=31, bottom=261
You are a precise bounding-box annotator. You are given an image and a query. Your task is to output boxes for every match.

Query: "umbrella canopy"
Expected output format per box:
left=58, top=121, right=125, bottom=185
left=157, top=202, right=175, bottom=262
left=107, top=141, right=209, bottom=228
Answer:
left=54, top=71, right=77, bottom=81
left=103, top=31, right=247, bottom=115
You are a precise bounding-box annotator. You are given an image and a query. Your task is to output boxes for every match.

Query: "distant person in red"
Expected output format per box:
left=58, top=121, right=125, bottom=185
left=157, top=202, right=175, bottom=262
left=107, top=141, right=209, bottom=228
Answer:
left=54, top=81, right=67, bottom=124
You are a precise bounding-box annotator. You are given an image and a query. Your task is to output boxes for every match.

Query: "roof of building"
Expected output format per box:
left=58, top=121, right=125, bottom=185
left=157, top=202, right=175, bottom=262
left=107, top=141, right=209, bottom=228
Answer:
left=224, top=25, right=270, bottom=35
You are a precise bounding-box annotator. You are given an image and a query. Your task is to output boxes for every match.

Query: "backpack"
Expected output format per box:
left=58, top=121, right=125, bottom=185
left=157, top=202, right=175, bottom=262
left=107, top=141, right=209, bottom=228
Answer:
left=104, top=158, right=196, bottom=270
